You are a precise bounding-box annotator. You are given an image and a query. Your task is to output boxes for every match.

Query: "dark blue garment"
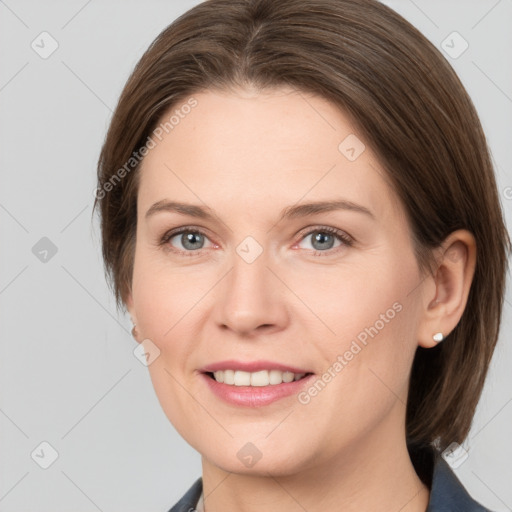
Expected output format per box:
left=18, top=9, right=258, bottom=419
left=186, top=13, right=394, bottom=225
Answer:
left=167, top=447, right=493, bottom=511
left=425, top=450, right=493, bottom=512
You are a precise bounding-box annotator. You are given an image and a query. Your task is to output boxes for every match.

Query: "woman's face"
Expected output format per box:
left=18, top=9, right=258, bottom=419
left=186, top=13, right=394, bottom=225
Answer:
left=127, top=86, right=430, bottom=475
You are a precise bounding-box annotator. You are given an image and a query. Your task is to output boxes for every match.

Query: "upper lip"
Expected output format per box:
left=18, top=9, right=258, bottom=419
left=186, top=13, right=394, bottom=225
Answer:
left=200, top=360, right=313, bottom=374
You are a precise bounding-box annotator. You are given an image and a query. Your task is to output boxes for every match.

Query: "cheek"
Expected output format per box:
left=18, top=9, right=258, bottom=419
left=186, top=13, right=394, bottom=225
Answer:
left=132, top=266, right=203, bottom=433
left=298, top=279, right=420, bottom=451
left=292, top=255, right=417, bottom=345
left=130, top=258, right=210, bottom=412
left=312, top=253, right=421, bottom=392
left=131, top=254, right=203, bottom=342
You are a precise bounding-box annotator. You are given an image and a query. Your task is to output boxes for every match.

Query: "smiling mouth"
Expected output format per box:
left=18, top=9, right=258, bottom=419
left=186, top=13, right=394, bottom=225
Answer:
left=204, top=369, right=314, bottom=387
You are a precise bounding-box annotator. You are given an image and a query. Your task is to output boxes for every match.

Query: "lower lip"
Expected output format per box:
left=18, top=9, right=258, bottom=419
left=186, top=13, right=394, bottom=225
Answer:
left=201, top=373, right=314, bottom=407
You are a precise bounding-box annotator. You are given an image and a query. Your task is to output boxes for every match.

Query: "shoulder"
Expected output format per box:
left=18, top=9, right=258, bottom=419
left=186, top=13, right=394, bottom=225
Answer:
left=166, top=477, right=202, bottom=512
left=426, top=448, right=494, bottom=512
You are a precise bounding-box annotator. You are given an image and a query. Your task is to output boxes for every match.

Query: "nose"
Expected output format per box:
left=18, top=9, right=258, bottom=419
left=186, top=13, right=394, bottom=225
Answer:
left=213, top=249, right=290, bottom=337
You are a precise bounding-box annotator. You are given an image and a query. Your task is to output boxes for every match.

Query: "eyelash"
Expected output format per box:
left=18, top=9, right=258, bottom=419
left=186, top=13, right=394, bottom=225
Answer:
left=159, top=225, right=354, bottom=258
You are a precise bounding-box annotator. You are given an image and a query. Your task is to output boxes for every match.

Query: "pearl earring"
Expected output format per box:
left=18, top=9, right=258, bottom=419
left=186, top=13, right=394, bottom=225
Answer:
left=433, top=332, right=444, bottom=343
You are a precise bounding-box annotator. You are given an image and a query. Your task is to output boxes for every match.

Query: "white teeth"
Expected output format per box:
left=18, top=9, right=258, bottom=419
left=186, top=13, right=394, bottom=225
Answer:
left=210, top=370, right=307, bottom=386
left=223, top=369, right=234, bottom=385
left=234, top=370, right=251, bottom=386
left=250, top=370, right=269, bottom=387
left=269, top=369, right=283, bottom=385
left=282, top=371, right=295, bottom=383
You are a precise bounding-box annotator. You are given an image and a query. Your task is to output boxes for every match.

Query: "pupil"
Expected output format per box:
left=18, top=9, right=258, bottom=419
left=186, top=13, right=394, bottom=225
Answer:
left=313, top=231, right=334, bottom=250
left=183, top=232, right=203, bottom=250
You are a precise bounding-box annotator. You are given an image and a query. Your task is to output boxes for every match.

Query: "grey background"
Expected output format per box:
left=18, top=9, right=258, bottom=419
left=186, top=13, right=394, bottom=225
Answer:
left=0, top=0, right=511, bottom=510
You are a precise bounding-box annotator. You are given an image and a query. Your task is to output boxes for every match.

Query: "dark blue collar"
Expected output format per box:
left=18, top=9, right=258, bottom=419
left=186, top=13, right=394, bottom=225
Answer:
left=426, top=449, right=492, bottom=511
left=168, top=448, right=492, bottom=511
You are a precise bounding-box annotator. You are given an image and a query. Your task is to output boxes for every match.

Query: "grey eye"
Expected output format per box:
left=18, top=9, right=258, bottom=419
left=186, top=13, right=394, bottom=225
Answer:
left=310, top=231, right=336, bottom=250
left=171, top=231, right=207, bottom=251
left=298, top=230, right=342, bottom=251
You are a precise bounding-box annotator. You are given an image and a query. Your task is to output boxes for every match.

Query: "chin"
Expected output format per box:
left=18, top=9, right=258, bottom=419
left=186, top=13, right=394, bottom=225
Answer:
left=195, top=438, right=311, bottom=477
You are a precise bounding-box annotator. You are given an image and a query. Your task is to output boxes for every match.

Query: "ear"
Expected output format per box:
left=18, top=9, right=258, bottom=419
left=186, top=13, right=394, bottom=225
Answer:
left=125, top=292, right=135, bottom=322
left=125, top=292, right=142, bottom=344
left=416, top=229, right=476, bottom=348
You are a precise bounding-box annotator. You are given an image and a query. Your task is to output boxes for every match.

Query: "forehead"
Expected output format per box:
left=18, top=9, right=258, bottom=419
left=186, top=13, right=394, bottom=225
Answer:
left=137, top=87, right=403, bottom=224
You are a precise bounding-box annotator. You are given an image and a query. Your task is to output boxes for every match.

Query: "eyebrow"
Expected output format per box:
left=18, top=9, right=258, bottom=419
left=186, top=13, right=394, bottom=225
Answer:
left=145, top=199, right=375, bottom=222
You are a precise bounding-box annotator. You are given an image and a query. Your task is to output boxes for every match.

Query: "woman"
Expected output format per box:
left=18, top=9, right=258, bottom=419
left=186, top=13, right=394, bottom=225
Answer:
left=93, top=0, right=510, bottom=510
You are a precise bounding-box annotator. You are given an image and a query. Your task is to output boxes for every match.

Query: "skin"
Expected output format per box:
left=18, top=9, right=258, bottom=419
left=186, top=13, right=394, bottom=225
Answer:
left=126, top=86, right=476, bottom=512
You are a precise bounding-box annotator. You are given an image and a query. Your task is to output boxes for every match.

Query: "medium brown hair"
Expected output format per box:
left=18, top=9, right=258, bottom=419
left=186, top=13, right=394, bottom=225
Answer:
left=93, top=0, right=510, bottom=462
